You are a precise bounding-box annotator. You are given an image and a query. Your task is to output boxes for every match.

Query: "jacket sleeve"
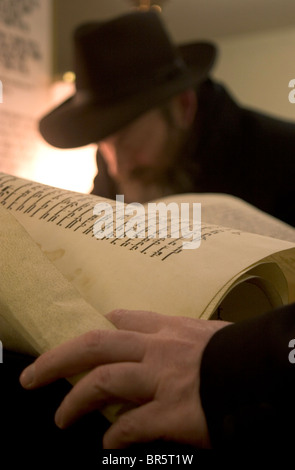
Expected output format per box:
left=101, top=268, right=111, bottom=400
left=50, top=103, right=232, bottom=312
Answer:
left=199, top=302, right=295, bottom=449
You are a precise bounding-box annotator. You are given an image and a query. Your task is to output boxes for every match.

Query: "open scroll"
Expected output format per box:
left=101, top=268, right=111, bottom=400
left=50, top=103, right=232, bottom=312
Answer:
left=1, top=172, right=295, bottom=419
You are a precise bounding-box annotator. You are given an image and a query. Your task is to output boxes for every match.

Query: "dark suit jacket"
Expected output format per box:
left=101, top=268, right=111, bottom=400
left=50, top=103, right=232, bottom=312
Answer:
left=200, top=302, right=295, bottom=449
left=92, top=79, right=295, bottom=227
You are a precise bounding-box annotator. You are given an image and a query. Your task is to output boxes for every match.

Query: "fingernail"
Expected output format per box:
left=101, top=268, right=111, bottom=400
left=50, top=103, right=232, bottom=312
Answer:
left=19, top=364, right=35, bottom=388
left=55, top=407, right=64, bottom=428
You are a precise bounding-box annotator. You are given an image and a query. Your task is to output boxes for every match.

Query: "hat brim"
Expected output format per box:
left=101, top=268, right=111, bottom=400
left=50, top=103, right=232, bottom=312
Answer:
left=39, top=42, right=217, bottom=149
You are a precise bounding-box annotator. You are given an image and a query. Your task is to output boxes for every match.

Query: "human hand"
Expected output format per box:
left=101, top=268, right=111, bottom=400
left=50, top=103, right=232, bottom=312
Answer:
left=19, top=309, right=228, bottom=449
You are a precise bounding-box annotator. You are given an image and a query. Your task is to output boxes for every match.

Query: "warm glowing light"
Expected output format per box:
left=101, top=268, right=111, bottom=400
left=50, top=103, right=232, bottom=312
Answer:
left=151, top=5, right=162, bottom=12
left=62, top=71, right=76, bottom=83
left=30, top=80, right=97, bottom=194
left=31, top=141, right=97, bottom=194
left=135, top=5, right=162, bottom=11
left=49, top=79, right=75, bottom=106
left=128, top=0, right=167, bottom=11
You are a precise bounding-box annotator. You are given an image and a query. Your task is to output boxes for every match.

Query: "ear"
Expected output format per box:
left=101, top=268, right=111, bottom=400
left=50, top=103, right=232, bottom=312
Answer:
left=170, top=88, right=198, bottom=129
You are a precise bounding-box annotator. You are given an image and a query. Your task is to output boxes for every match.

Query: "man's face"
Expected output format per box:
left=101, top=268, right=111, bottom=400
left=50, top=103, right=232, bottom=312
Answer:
left=99, top=107, right=188, bottom=203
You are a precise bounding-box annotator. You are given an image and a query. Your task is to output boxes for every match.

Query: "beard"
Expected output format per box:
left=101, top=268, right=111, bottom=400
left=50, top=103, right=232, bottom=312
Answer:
left=114, top=127, right=197, bottom=203
left=116, top=164, right=196, bottom=203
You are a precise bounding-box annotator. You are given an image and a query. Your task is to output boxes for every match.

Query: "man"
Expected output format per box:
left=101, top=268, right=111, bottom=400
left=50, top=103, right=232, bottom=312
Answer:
left=4, top=10, right=295, bottom=458
left=39, top=11, right=295, bottom=226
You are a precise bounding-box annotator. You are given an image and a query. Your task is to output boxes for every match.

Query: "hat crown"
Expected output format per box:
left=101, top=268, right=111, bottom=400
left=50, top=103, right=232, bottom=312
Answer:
left=74, top=11, right=187, bottom=103
left=39, top=11, right=217, bottom=148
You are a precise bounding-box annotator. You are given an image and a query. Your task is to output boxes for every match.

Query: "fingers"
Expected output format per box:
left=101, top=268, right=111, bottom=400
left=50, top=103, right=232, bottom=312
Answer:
left=19, top=310, right=206, bottom=390
left=17, top=310, right=216, bottom=449
left=106, top=309, right=175, bottom=333
left=103, top=401, right=164, bottom=449
left=103, top=397, right=207, bottom=449
left=54, top=362, right=155, bottom=429
left=20, top=328, right=146, bottom=389
left=107, top=309, right=230, bottom=337
left=102, top=400, right=200, bottom=449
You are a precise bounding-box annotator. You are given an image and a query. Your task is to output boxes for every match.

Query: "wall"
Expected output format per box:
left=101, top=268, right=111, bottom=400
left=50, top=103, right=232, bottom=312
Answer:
left=52, top=0, right=128, bottom=76
left=53, top=1, right=295, bottom=121
left=212, top=26, right=295, bottom=121
left=0, top=0, right=53, bottom=180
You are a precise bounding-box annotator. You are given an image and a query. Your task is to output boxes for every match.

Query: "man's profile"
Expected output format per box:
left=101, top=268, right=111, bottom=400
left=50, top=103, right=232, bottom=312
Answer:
left=39, top=11, right=295, bottom=226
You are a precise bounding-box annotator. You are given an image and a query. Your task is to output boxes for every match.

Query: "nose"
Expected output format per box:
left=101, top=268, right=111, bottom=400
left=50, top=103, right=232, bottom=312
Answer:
left=116, top=146, right=152, bottom=177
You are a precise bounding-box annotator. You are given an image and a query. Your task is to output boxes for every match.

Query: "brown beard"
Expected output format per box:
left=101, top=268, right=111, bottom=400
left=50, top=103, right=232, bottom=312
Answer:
left=117, top=164, right=196, bottom=203
left=106, top=115, right=198, bottom=203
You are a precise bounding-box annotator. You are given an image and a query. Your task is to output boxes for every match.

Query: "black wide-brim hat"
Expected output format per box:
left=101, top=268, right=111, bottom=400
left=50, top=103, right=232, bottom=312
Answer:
left=39, top=10, right=217, bottom=149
